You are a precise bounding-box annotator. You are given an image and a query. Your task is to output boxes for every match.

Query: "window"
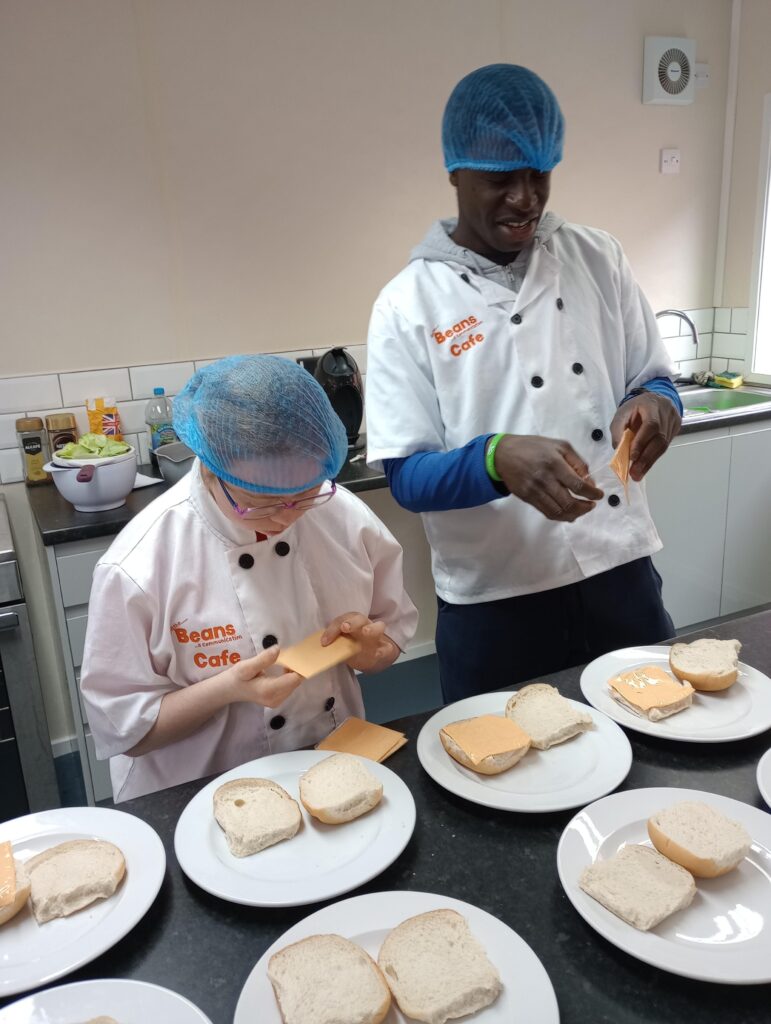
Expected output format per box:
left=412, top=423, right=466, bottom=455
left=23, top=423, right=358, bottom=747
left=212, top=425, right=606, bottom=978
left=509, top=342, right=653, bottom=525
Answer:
left=748, top=93, right=771, bottom=381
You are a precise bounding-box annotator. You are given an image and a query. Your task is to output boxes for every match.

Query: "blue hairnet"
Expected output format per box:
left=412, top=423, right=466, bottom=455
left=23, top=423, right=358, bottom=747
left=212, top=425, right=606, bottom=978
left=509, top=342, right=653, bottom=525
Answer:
left=173, top=355, right=348, bottom=494
left=442, top=64, right=564, bottom=173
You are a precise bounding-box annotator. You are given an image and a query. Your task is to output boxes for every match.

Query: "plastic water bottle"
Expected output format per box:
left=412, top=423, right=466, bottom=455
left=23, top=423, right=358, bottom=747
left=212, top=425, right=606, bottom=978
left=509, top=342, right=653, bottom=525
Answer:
left=145, top=387, right=178, bottom=450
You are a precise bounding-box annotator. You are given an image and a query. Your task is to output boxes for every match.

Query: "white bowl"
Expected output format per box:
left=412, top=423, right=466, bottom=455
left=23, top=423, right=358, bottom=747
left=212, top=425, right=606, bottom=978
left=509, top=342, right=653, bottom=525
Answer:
left=45, top=448, right=138, bottom=512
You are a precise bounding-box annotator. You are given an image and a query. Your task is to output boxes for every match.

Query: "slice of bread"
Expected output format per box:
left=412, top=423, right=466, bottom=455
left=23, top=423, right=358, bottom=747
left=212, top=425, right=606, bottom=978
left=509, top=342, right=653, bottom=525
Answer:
left=669, top=638, right=742, bottom=691
left=579, top=844, right=695, bottom=931
left=0, top=857, right=31, bottom=927
left=299, top=753, right=383, bottom=824
left=268, top=933, right=391, bottom=1024
left=214, top=778, right=301, bottom=857
left=648, top=800, right=752, bottom=878
left=608, top=665, right=693, bottom=721
left=378, top=909, right=502, bottom=1024
left=26, top=839, right=125, bottom=924
left=505, top=684, right=593, bottom=749
left=439, top=715, right=531, bottom=775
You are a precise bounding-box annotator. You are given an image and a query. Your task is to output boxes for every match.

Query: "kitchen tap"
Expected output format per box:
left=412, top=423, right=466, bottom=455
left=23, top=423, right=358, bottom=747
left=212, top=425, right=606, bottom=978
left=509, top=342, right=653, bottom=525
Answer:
left=655, top=309, right=700, bottom=384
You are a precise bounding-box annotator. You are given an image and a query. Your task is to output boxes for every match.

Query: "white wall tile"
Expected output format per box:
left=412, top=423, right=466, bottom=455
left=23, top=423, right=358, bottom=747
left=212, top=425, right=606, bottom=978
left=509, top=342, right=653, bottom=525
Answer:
left=683, top=308, right=714, bottom=335
left=0, top=448, right=24, bottom=484
left=121, top=432, right=139, bottom=454
left=728, top=359, right=746, bottom=372
left=731, top=307, right=749, bottom=334
left=0, top=415, right=19, bottom=449
left=345, top=344, right=367, bottom=374
left=656, top=315, right=682, bottom=340
left=117, top=398, right=150, bottom=435
left=60, top=368, right=132, bottom=406
left=129, top=362, right=195, bottom=400
left=714, top=307, right=731, bottom=333
left=0, top=374, right=62, bottom=415
left=35, top=406, right=90, bottom=437
left=711, top=358, right=729, bottom=372
left=664, top=335, right=700, bottom=363
left=712, top=332, right=748, bottom=360
left=697, top=332, right=713, bottom=359
left=677, top=358, right=711, bottom=377
left=273, top=349, right=313, bottom=363
left=194, top=359, right=217, bottom=371
left=138, top=433, right=151, bottom=465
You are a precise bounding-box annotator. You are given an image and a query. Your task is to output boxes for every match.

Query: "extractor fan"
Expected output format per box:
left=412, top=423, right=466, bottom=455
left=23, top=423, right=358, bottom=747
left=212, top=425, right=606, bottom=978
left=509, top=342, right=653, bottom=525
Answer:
left=643, top=36, right=696, bottom=105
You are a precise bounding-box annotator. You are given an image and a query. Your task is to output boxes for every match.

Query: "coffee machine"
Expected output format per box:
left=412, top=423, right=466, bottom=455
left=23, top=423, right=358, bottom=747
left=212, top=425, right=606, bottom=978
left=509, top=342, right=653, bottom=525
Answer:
left=313, top=347, right=365, bottom=450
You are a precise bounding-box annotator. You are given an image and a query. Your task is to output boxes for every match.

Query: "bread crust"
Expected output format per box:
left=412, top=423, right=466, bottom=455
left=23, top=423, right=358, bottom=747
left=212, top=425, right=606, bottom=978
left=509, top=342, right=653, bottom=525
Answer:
left=647, top=816, right=745, bottom=878
left=0, top=858, right=31, bottom=927
left=669, top=640, right=740, bottom=691
left=299, top=755, right=383, bottom=825
left=439, top=729, right=529, bottom=774
left=26, top=839, right=126, bottom=923
left=505, top=684, right=592, bottom=749
left=213, top=778, right=301, bottom=856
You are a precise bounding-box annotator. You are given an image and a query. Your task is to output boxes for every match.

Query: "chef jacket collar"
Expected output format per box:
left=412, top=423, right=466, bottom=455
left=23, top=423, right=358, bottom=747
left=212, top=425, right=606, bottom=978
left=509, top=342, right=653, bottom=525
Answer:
left=452, top=235, right=562, bottom=314
left=189, top=459, right=297, bottom=549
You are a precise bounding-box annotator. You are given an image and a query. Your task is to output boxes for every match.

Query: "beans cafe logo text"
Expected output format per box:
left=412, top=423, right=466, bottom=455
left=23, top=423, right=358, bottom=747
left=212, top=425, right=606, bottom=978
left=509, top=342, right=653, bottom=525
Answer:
left=432, top=315, right=485, bottom=358
left=172, top=621, right=244, bottom=668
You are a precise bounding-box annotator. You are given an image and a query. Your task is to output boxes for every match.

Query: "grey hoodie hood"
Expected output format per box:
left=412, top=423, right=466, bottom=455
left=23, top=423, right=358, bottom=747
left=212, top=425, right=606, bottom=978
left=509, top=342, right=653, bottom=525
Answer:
left=409, top=212, right=564, bottom=293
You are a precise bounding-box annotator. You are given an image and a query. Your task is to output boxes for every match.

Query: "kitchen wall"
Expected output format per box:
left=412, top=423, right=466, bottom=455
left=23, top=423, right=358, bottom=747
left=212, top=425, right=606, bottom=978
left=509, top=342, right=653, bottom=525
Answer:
left=0, top=0, right=739, bottom=750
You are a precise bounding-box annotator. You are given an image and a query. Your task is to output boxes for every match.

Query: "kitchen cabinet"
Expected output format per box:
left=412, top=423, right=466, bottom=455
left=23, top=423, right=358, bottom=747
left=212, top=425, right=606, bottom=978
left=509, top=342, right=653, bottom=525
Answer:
left=721, top=422, right=771, bottom=615
left=646, top=421, right=771, bottom=630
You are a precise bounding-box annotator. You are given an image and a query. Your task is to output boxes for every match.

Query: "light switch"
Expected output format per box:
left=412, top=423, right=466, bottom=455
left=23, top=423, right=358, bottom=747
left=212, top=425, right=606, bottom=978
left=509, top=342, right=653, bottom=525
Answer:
left=660, top=149, right=681, bottom=175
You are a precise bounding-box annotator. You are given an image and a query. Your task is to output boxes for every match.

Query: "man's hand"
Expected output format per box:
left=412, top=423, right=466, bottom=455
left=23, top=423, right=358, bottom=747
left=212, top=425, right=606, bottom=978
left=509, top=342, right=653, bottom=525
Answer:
left=610, top=392, right=681, bottom=481
left=321, top=612, right=400, bottom=674
left=491, top=435, right=604, bottom=522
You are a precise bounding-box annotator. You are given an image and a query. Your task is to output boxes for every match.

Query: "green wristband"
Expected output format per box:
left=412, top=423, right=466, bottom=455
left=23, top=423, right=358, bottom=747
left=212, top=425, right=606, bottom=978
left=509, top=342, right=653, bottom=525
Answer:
left=485, top=433, right=506, bottom=482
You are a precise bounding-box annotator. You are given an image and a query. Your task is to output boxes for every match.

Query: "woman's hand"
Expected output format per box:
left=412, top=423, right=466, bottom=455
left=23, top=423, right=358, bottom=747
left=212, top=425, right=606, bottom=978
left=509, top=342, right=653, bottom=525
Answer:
left=321, top=612, right=400, bottom=674
left=226, top=646, right=304, bottom=708
left=610, top=393, right=681, bottom=481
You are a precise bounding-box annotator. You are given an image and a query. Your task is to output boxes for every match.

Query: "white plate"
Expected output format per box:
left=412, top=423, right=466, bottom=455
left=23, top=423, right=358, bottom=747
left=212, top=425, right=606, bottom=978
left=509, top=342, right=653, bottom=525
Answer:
left=174, top=750, right=416, bottom=907
left=580, top=645, right=771, bottom=743
left=557, top=786, right=771, bottom=984
left=234, top=890, right=559, bottom=1024
left=758, top=748, right=771, bottom=809
left=0, top=807, right=165, bottom=998
left=0, top=978, right=212, bottom=1023
left=416, top=692, right=632, bottom=812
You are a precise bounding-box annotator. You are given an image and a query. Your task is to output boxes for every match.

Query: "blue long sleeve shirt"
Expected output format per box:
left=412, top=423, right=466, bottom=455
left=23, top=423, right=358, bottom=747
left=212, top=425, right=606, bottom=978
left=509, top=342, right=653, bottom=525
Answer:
left=383, top=377, right=683, bottom=514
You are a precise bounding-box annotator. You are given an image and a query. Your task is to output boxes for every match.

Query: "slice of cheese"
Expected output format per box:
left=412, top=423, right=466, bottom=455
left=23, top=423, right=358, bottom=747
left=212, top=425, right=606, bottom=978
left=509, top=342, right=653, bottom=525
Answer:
left=440, top=715, right=531, bottom=766
left=609, top=427, right=635, bottom=503
left=608, top=665, right=694, bottom=712
left=276, top=629, right=362, bottom=679
left=0, top=841, right=16, bottom=909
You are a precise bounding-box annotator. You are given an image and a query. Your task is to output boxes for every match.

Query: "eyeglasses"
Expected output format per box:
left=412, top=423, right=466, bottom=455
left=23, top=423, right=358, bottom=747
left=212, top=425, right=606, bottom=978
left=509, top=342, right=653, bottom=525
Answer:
left=217, top=478, right=337, bottom=519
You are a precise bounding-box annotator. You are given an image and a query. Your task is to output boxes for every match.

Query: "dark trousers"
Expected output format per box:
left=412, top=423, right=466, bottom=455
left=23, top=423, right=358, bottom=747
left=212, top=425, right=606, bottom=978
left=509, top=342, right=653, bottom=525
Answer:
left=436, top=556, right=675, bottom=704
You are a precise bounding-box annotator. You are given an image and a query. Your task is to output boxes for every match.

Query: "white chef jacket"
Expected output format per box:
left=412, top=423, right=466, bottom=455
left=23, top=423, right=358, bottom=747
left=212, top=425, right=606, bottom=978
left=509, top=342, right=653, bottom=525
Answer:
left=80, top=461, right=417, bottom=802
left=366, top=221, right=677, bottom=604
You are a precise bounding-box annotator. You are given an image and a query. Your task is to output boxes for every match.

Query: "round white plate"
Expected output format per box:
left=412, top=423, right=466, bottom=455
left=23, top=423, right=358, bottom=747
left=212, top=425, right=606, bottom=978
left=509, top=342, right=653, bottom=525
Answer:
left=580, top=645, right=771, bottom=743
left=0, top=978, right=212, bottom=1023
left=757, top=748, right=771, bottom=809
left=234, top=890, right=559, bottom=1024
left=174, top=750, right=416, bottom=907
left=557, top=786, right=771, bottom=984
left=0, top=807, right=165, bottom=998
left=416, top=691, right=632, bottom=812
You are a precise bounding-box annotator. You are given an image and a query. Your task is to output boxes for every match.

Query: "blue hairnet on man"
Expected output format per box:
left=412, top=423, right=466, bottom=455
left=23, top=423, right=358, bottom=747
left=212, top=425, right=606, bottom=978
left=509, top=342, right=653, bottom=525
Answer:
left=365, top=63, right=682, bottom=703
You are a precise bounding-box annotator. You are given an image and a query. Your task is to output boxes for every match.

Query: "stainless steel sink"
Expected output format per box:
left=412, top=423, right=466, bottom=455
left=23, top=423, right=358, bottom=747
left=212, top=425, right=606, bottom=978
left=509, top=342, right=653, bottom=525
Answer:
left=679, top=385, right=771, bottom=419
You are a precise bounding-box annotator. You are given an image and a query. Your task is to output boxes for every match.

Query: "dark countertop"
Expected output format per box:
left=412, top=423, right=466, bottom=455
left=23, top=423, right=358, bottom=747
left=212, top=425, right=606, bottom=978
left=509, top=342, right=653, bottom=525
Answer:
left=5, top=611, right=769, bottom=1022
left=28, top=443, right=386, bottom=547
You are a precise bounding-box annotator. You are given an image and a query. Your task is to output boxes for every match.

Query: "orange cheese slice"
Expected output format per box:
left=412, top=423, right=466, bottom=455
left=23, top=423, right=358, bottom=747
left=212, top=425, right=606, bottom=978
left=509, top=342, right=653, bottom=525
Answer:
left=608, top=665, right=694, bottom=712
left=609, top=428, right=635, bottom=503
left=440, top=714, right=531, bottom=765
left=276, top=629, right=362, bottom=680
left=0, top=841, right=15, bottom=909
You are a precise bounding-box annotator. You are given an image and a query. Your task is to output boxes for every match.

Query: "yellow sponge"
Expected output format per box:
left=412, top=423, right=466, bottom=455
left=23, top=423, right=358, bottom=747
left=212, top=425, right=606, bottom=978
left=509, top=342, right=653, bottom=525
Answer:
left=713, top=372, right=744, bottom=388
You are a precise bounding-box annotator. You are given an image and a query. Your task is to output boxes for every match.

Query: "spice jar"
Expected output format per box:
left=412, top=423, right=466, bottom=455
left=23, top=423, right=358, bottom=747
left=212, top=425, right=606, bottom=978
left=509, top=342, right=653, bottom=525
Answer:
left=15, top=417, right=51, bottom=486
left=45, top=413, right=77, bottom=454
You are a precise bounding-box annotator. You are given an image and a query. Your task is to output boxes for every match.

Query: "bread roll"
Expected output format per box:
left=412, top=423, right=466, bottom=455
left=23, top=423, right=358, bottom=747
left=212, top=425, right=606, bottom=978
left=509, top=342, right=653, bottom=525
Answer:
left=608, top=665, right=693, bottom=721
left=0, top=857, right=31, bottom=927
left=669, top=638, right=741, bottom=691
left=214, top=778, right=301, bottom=857
left=299, top=753, right=383, bottom=824
left=439, top=715, right=531, bottom=774
left=505, top=683, right=593, bottom=749
left=647, top=801, right=751, bottom=878
left=26, top=839, right=125, bottom=924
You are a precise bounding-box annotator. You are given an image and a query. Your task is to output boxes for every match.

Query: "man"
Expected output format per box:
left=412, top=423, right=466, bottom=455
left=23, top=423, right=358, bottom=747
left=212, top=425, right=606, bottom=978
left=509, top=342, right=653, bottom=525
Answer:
left=365, top=64, right=682, bottom=703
